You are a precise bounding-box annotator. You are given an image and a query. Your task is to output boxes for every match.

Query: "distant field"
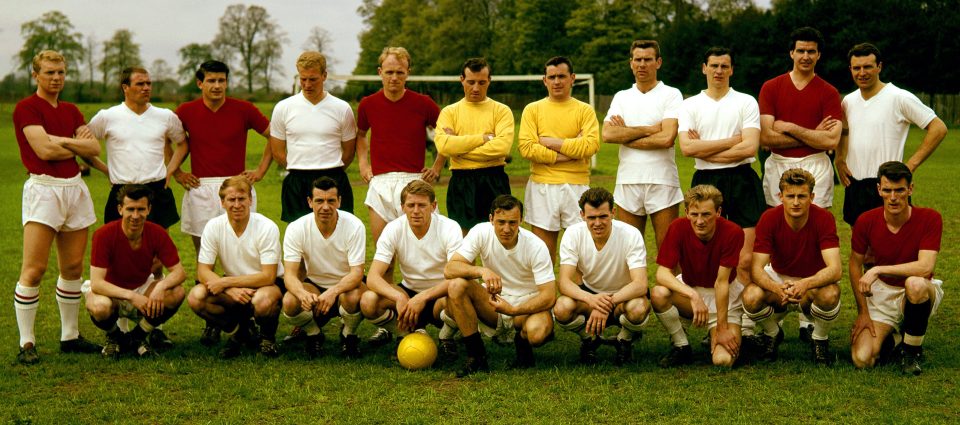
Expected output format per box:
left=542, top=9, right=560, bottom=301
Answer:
left=0, top=101, right=957, bottom=423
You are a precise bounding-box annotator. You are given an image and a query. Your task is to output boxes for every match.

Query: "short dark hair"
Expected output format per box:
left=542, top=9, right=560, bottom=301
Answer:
left=120, top=66, right=148, bottom=88
left=461, top=57, right=490, bottom=78
left=579, top=187, right=615, bottom=211
left=400, top=179, right=435, bottom=204
left=117, top=184, right=153, bottom=206
left=196, top=60, right=230, bottom=82
left=877, top=161, right=912, bottom=184
left=312, top=176, right=339, bottom=194
left=630, top=40, right=661, bottom=58
left=779, top=168, right=816, bottom=193
left=848, top=43, right=882, bottom=64
left=489, top=194, right=523, bottom=217
left=790, top=27, right=824, bottom=51
left=703, top=46, right=734, bottom=66
left=544, top=56, right=574, bottom=75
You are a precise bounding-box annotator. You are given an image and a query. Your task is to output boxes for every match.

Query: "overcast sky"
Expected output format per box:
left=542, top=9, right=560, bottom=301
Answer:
left=0, top=0, right=365, bottom=80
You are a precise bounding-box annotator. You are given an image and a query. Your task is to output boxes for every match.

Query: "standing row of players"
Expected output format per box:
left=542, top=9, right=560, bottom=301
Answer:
left=12, top=25, right=945, bottom=375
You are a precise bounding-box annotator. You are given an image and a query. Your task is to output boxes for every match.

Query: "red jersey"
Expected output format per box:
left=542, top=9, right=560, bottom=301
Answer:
left=753, top=204, right=839, bottom=278
left=356, top=89, right=440, bottom=175
left=12, top=94, right=85, bottom=178
left=657, top=217, right=743, bottom=288
left=174, top=98, right=269, bottom=178
left=758, top=74, right=843, bottom=158
left=852, top=207, right=942, bottom=287
left=91, top=220, right=180, bottom=290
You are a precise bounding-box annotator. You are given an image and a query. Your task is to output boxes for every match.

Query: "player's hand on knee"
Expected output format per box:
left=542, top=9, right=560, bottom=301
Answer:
left=691, top=295, right=709, bottom=328
left=206, top=279, right=228, bottom=296
left=587, top=293, right=614, bottom=315
left=300, top=292, right=320, bottom=313
left=715, top=327, right=739, bottom=356
left=587, top=309, right=607, bottom=336
left=850, top=313, right=876, bottom=344
left=481, top=269, right=502, bottom=295
left=315, top=291, right=337, bottom=315
left=225, top=288, right=253, bottom=304
left=399, top=296, right=425, bottom=331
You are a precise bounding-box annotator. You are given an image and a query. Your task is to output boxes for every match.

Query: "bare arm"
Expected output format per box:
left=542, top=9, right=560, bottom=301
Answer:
left=444, top=254, right=485, bottom=280
left=340, top=137, right=357, bottom=169
left=508, top=281, right=557, bottom=315
left=602, top=115, right=660, bottom=144
left=624, top=119, right=678, bottom=150
left=905, top=118, right=948, bottom=172
left=759, top=114, right=802, bottom=149
left=269, top=136, right=287, bottom=169
left=797, top=247, right=843, bottom=290
left=611, top=267, right=649, bottom=305
left=356, top=129, right=372, bottom=182
left=702, top=128, right=760, bottom=163
left=678, top=129, right=740, bottom=158
left=22, top=125, right=100, bottom=161
left=198, top=262, right=278, bottom=293
left=835, top=123, right=853, bottom=187
left=772, top=116, right=841, bottom=150
left=366, top=260, right=407, bottom=303
left=245, top=128, right=274, bottom=183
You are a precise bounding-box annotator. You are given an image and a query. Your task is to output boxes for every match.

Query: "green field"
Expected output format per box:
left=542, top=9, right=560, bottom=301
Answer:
left=1, top=101, right=958, bottom=424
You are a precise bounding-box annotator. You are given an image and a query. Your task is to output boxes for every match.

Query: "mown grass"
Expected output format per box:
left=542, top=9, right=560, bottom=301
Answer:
left=0, top=101, right=957, bottom=424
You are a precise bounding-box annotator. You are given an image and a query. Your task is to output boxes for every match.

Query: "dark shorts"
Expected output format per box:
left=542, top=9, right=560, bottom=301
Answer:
left=447, top=166, right=511, bottom=230
left=303, top=279, right=342, bottom=324
left=401, top=285, right=442, bottom=329
left=691, top=164, right=766, bottom=228
left=843, top=177, right=882, bottom=226
left=281, top=168, right=353, bottom=222
left=105, top=179, right=179, bottom=228
left=580, top=284, right=649, bottom=327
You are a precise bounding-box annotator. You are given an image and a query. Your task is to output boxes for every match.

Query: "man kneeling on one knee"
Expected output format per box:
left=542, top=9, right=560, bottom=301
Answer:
left=86, top=185, right=186, bottom=358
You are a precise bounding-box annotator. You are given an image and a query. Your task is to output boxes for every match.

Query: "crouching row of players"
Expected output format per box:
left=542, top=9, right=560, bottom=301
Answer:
left=86, top=161, right=941, bottom=377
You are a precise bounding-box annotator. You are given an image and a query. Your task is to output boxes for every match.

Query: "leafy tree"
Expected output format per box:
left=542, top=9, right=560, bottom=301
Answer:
left=177, top=43, right=214, bottom=83
left=303, top=26, right=337, bottom=71
left=99, top=29, right=142, bottom=96
left=17, top=11, right=85, bottom=83
left=212, top=4, right=286, bottom=93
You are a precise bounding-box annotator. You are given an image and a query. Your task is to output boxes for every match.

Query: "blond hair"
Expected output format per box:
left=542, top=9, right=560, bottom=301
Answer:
left=684, top=184, right=723, bottom=211
left=218, top=176, right=252, bottom=200
left=378, top=46, right=411, bottom=69
left=400, top=179, right=435, bottom=204
left=778, top=168, right=815, bottom=193
left=296, top=51, right=327, bottom=74
left=33, top=50, right=66, bottom=73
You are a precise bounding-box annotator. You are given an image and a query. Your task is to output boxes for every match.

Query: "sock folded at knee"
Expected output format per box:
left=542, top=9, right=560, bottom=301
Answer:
left=617, top=313, right=649, bottom=341
left=810, top=301, right=841, bottom=341
left=745, top=305, right=780, bottom=338
left=655, top=306, right=688, bottom=347
left=15, top=283, right=40, bottom=347
left=339, top=305, right=362, bottom=337
left=284, top=311, right=321, bottom=336
left=903, top=299, right=932, bottom=347
left=556, top=314, right=589, bottom=339
left=56, top=277, right=83, bottom=341
left=438, top=309, right=458, bottom=340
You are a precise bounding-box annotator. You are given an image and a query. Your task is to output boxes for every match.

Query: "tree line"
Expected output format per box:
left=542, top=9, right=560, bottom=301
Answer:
left=346, top=0, right=960, bottom=100
left=1, top=5, right=336, bottom=102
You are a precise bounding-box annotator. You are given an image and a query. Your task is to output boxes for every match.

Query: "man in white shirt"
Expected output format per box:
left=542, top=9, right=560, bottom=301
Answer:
left=87, top=66, right=185, bottom=229
left=281, top=177, right=365, bottom=358
left=554, top=187, right=650, bottom=365
left=836, top=43, right=948, bottom=227
left=678, top=46, right=764, bottom=289
left=444, top=195, right=556, bottom=377
left=361, top=180, right=463, bottom=362
left=270, top=51, right=358, bottom=222
left=187, top=177, right=283, bottom=358
left=601, top=40, right=683, bottom=253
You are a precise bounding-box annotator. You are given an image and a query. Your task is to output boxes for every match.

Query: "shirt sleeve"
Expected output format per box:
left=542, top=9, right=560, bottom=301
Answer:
left=155, top=229, right=181, bottom=269
left=817, top=209, right=840, bottom=250
left=340, top=103, right=358, bottom=141
left=245, top=101, right=270, bottom=134
left=530, top=239, right=556, bottom=285
left=625, top=228, right=647, bottom=269
left=346, top=218, right=366, bottom=267
left=656, top=221, right=681, bottom=269
left=422, top=95, right=440, bottom=128
left=269, top=102, right=286, bottom=139
left=372, top=221, right=398, bottom=265
left=898, top=90, right=937, bottom=129
left=282, top=222, right=304, bottom=263
left=166, top=112, right=186, bottom=144
left=758, top=79, right=775, bottom=116
left=558, top=228, right=580, bottom=267
left=603, top=92, right=623, bottom=122
left=258, top=218, right=282, bottom=265
left=197, top=219, right=219, bottom=266
left=434, top=105, right=485, bottom=156
left=677, top=100, right=693, bottom=132
left=742, top=95, right=761, bottom=130
left=664, top=89, right=683, bottom=120
left=919, top=210, right=943, bottom=252
left=752, top=212, right=775, bottom=254
left=442, top=219, right=464, bottom=261
left=356, top=98, right=370, bottom=132
left=87, top=110, right=107, bottom=140
left=558, top=104, right=600, bottom=160
left=719, top=222, right=743, bottom=269
left=90, top=228, right=111, bottom=268
left=516, top=104, right=558, bottom=164
left=851, top=214, right=870, bottom=255
left=456, top=225, right=483, bottom=263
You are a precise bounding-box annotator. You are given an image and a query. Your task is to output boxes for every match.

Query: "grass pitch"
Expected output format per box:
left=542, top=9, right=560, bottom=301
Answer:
left=0, top=102, right=957, bottom=424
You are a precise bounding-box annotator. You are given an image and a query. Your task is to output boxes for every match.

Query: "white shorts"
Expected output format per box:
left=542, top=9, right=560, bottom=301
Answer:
left=762, top=152, right=834, bottom=208
left=181, top=177, right=259, bottom=236
left=866, top=278, right=943, bottom=330
left=614, top=183, right=683, bottom=216
left=22, top=173, right=96, bottom=232
left=365, top=172, right=421, bottom=222
left=523, top=181, right=588, bottom=231
left=478, top=291, right=536, bottom=338
left=676, top=274, right=744, bottom=328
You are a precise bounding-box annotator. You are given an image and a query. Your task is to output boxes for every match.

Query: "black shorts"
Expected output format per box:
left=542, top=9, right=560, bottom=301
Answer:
left=447, top=166, right=511, bottom=230
left=691, top=164, right=766, bottom=228
left=303, top=279, right=342, bottom=324
left=843, top=177, right=882, bottom=226
left=281, top=168, right=353, bottom=222
left=401, top=285, right=441, bottom=329
left=104, top=179, right=179, bottom=228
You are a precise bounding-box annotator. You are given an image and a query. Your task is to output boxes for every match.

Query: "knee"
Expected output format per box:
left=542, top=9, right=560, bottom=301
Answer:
left=814, top=284, right=841, bottom=307
left=19, top=264, right=47, bottom=285
left=165, top=285, right=186, bottom=308
left=552, top=296, right=576, bottom=322
left=741, top=285, right=765, bottom=312
left=282, top=292, right=300, bottom=315
left=904, top=277, right=930, bottom=303
left=187, top=285, right=208, bottom=313
left=737, top=252, right=753, bottom=272
left=448, top=278, right=470, bottom=299
left=851, top=343, right=877, bottom=369
left=650, top=286, right=671, bottom=311
left=525, top=317, right=554, bottom=347
left=624, top=297, right=650, bottom=323
left=712, top=349, right=735, bottom=368
left=58, top=261, right=84, bottom=280
left=252, top=287, right=281, bottom=316
left=360, top=290, right=381, bottom=318
left=86, top=296, right=114, bottom=321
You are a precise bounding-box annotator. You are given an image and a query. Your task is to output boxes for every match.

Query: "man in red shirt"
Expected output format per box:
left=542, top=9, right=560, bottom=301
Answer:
left=170, top=60, right=272, bottom=345
left=850, top=161, right=943, bottom=375
left=86, top=185, right=186, bottom=359
left=745, top=168, right=841, bottom=364
left=12, top=50, right=103, bottom=364
left=652, top=185, right=745, bottom=368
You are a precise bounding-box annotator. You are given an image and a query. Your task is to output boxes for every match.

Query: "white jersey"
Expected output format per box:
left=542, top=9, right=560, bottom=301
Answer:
left=270, top=92, right=357, bottom=170
left=457, top=222, right=555, bottom=298
left=87, top=103, right=186, bottom=184
left=198, top=212, right=283, bottom=278
left=842, top=83, right=937, bottom=180
left=282, top=210, right=366, bottom=288
left=374, top=212, right=463, bottom=292
left=678, top=88, right=760, bottom=170
left=559, top=220, right=646, bottom=294
left=604, top=82, right=683, bottom=186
